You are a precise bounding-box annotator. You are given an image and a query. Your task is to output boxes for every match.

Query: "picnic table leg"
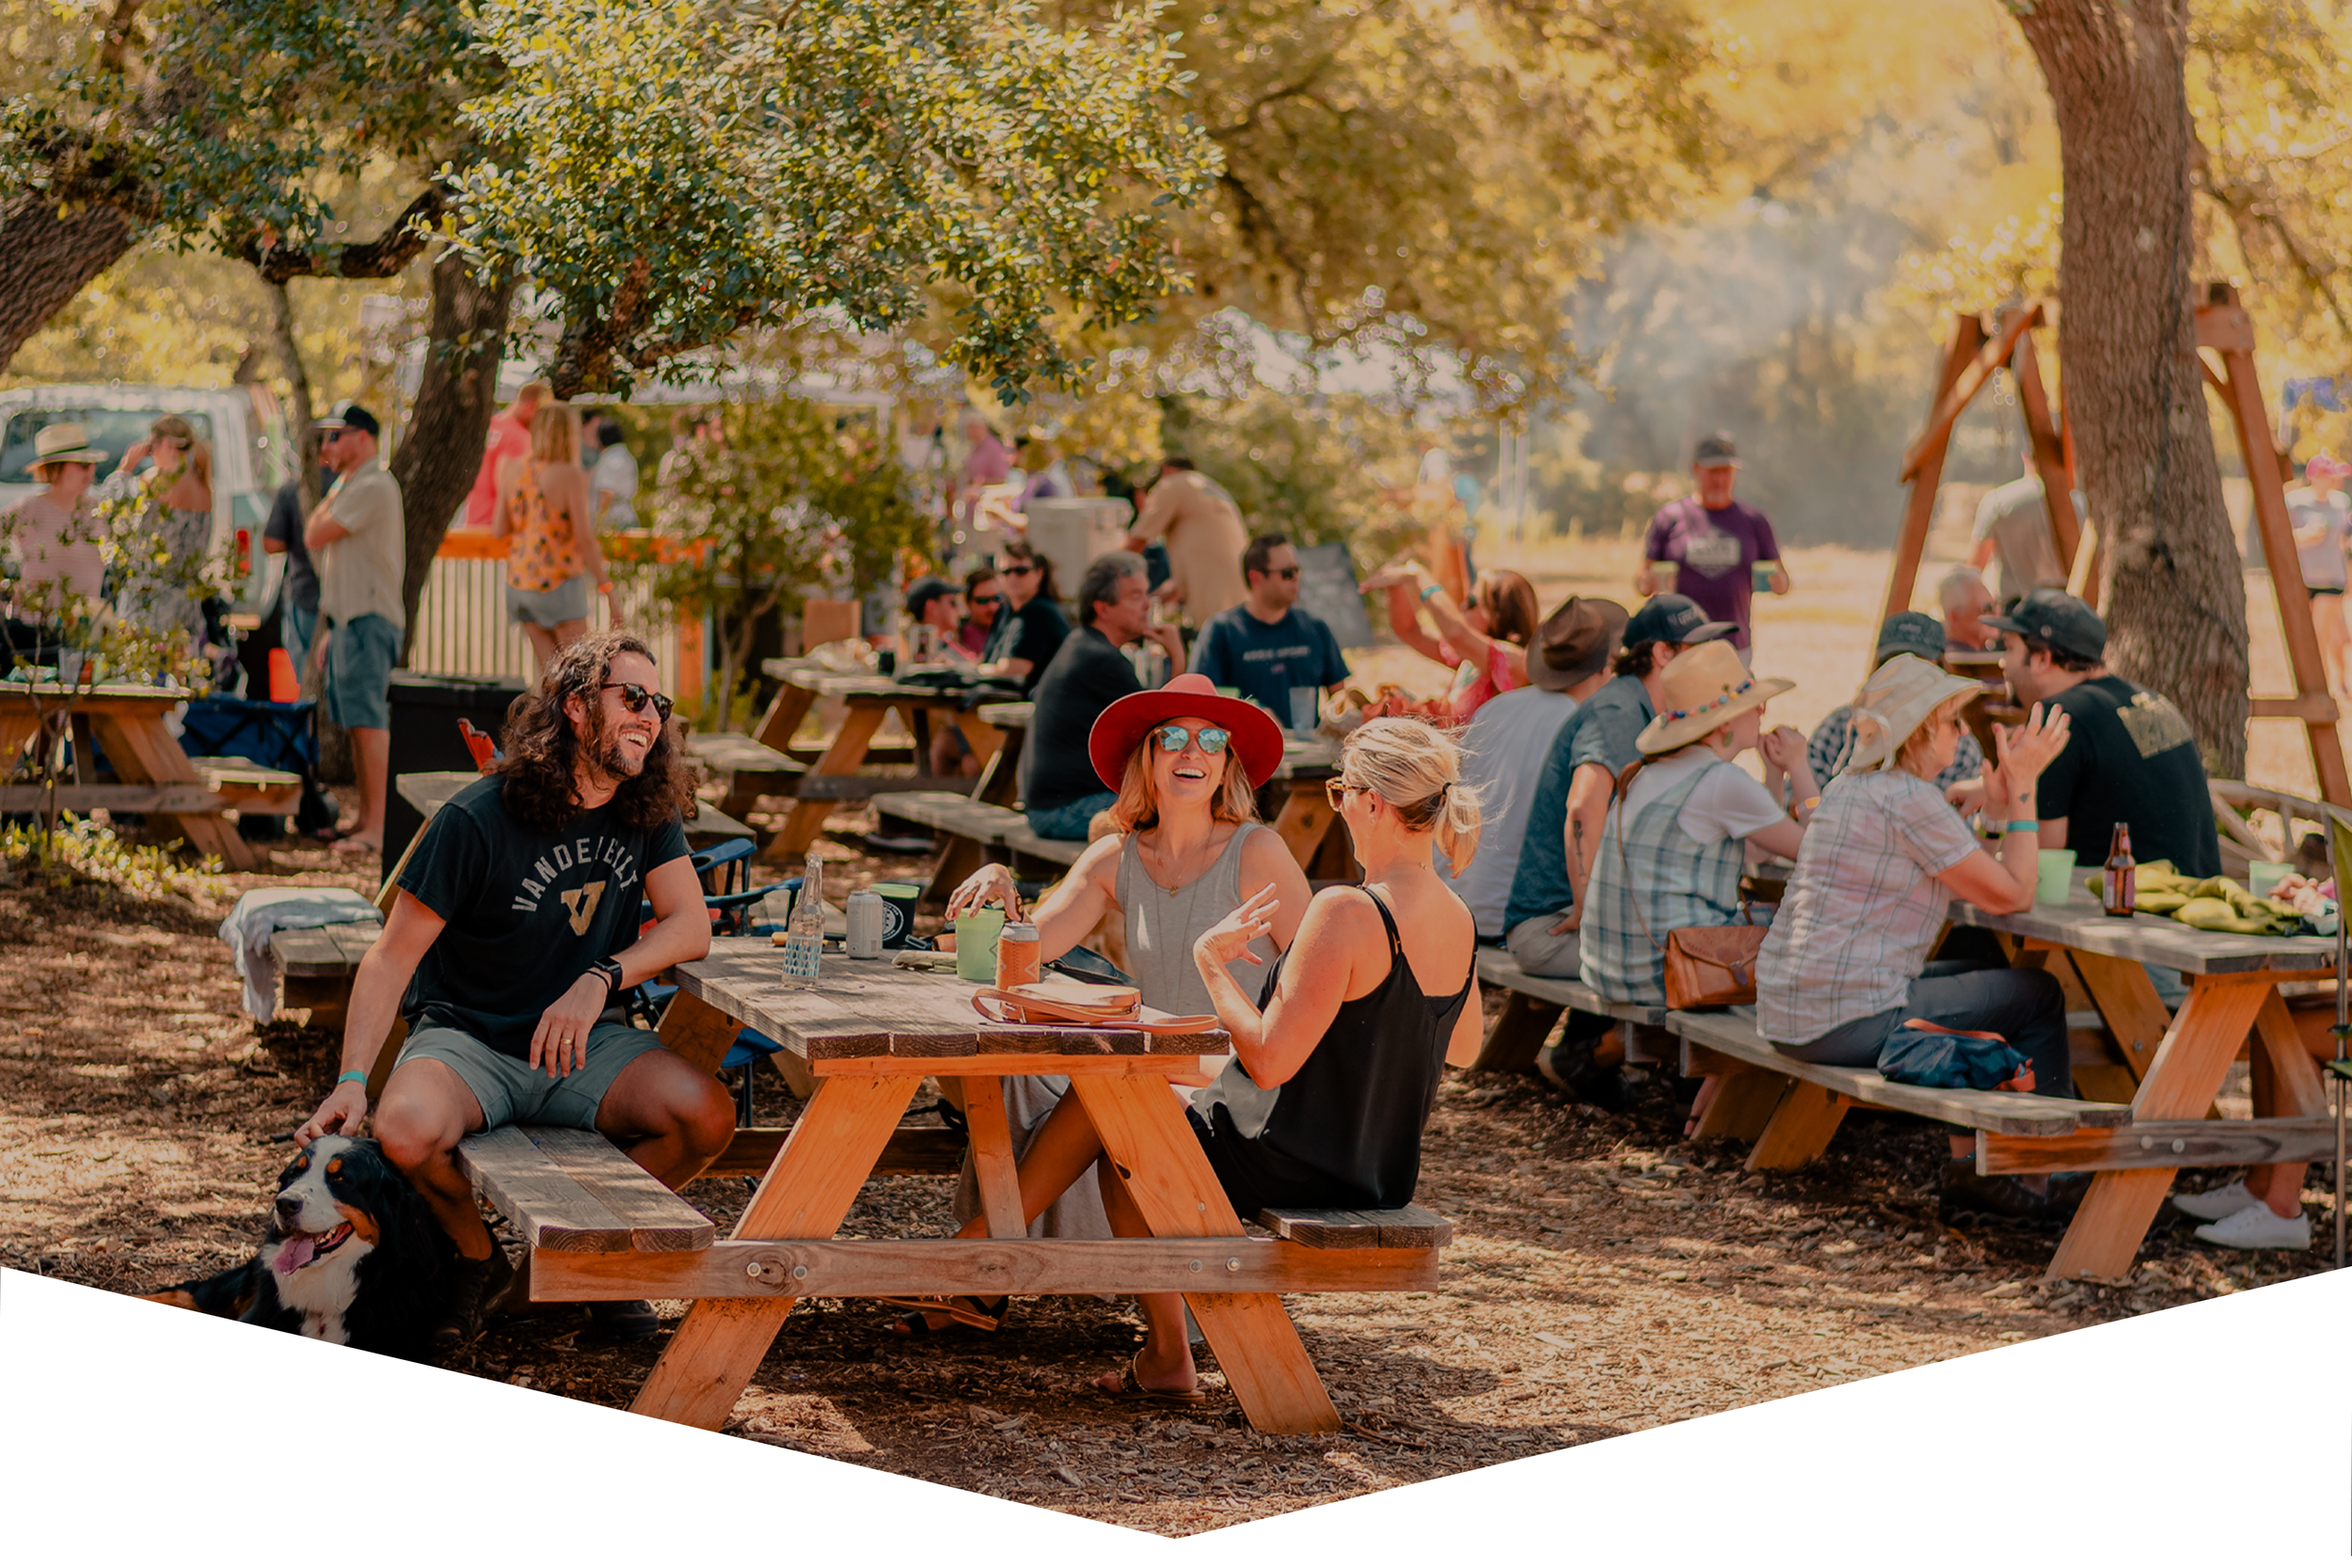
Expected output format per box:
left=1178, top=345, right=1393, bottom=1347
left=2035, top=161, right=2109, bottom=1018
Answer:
left=954, top=709, right=1003, bottom=772
left=2044, top=975, right=2273, bottom=1282
left=767, top=702, right=888, bottom=862
left=1744, top=1081, right=1848, bottom=1171
left=1469, top=990, right=1562, bottom=1073
left=957, top=1076, right=1027, bottom=1237
left=1268, top=782, right=1335, bottom=873
left=2065, top=948, right=2173, bottom=1085
left=87, top=708, right=253, bottom=871
left=630, top=1072, right=917, bottom=1429
left=1068, top=1075, right=1342, bottom=1435
left=752, top=680, right=817, bottom=753
left=1692, top=1070, right=1787, bottom=1143
left=974, top=725, right=1025, bottom=807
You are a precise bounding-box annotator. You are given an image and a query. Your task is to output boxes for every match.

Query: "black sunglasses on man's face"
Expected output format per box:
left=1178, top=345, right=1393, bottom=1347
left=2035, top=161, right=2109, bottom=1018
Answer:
left=600, top=682, right=674, bottom=721
left=1000, top=562, right=1038, bottom=578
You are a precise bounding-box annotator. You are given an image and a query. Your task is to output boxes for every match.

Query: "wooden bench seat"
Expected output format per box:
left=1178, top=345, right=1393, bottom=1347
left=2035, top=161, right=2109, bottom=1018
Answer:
left=1258, top=1205, right=1453, bottom=1249
left=1000, top=818, right=1087, bottom=871
left=879, top=790, right=1084, bottom=904
left=687, top=732, right=806, bottom=821
left=269, top=919, right=381, bottom=1031
left=1467, top=948, right=1668, bottom=1073
left=456, top=1124, right=716, bottom=1254
left=1667, top=1006, right=2134, bottom=1172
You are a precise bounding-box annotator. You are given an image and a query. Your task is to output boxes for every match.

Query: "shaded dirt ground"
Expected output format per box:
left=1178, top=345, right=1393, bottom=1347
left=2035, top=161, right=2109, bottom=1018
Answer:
left=1, top=809, right=2336, bottom=1536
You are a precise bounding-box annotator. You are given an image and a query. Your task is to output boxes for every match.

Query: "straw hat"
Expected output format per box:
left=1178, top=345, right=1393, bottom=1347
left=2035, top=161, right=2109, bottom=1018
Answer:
left=1841, top=653, right=1985, bottom=774
left=31, top=423, right=108, bottom=467
left=1087, top=672, right=1286, bottom=791
left=1633, top=641, right=1793, bottom=755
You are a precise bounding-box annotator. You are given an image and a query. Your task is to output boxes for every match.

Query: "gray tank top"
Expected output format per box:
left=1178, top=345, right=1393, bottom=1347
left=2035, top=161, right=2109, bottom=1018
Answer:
left=1115, top=822, right=1277, bottom=1017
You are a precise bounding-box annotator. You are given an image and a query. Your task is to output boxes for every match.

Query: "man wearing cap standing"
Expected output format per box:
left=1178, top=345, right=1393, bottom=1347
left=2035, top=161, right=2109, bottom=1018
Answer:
left=1987, top=589, right=2220, bottom=879
left=2288, top=453, right=2351, bottom=695
left=1636, top=433, right=1788, bottom=657
left=1808, top=612, right=1985, bottom=789
left=1443, top=597, right=1627, bottom=945
left=1501, top=595, right=1734, bottom=1098
left=305, top=403, right=407, bottom=854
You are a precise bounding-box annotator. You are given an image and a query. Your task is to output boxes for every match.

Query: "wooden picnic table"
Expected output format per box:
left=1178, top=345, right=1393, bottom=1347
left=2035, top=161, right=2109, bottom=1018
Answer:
left=975, top=700, right=1345, bottom=873
left=1949, top=887, right=2340, bottom=1280
left=747, top=659, right=1005, bottom=860
left=0, top=682, right=298, bottom=871
left=602, top=941, right=1416, bottom=1435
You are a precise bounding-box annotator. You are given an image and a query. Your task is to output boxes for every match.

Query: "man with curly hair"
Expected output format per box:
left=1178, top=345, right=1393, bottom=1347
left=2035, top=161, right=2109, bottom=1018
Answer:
left=295, top=631, right=732, bottom=1350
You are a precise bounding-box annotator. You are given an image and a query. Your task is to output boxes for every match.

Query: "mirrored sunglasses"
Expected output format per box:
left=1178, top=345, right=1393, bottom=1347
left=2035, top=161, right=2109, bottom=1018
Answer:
left=600, top=682, right=674, bottom=721
left=1153, top=723, right=1231, bottom=756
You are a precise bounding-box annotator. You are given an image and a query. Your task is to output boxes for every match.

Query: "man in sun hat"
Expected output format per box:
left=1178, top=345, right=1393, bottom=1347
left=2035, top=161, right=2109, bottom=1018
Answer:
left=1023, top=550, right=1187, bottom=839
left=3, top=423, right=112, bottom=669
left=1807, top=611, right=1985, bottom=790
left=2287, top=451, right=2352, bottom=693
left=1444, top=596, right=1628, bottom=945
left=1635, top=432, right=1786, bottom=654
left=1985, top=588, right=2219, bottom=879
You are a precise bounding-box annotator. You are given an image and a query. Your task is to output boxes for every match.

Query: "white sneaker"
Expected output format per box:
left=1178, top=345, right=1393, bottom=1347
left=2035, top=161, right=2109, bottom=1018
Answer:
left=2193, top=1201, right=2312, bottom=1251
left=2171, top=1180, right=2255, bottom=1221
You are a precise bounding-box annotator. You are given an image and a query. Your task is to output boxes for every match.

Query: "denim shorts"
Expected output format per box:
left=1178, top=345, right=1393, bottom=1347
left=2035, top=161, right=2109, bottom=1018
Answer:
left=506, top=575, right=591, bottom=627
left=323, top=612, right=400, bottom=730
left=1025, top=789, right=1116, bottom=841
left=394, top=1020, right=664, bottom=1131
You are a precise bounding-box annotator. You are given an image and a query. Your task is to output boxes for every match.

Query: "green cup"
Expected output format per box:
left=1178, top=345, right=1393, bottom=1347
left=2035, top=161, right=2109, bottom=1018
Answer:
left=2249, top=861, right=2293, bottom=899
left=2035, top=847, right=2077, bottom=905
left=955, top=908, right=1007, bottom=983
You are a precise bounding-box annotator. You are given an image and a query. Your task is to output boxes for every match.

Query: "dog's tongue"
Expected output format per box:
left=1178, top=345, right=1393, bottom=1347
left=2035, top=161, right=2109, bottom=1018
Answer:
left=273, top=1234, right=318, bottom=1276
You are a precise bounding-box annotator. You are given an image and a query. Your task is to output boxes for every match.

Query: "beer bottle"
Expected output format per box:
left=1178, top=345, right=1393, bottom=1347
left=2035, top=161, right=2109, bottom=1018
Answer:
left=2101, top=822, right=2136, bottom=918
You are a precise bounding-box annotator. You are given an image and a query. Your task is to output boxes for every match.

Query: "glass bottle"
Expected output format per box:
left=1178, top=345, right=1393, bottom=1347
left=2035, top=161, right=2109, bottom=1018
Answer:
left=2101, top=823, right=2136, bottom=919
left=781, top=852, right=825, bottom=981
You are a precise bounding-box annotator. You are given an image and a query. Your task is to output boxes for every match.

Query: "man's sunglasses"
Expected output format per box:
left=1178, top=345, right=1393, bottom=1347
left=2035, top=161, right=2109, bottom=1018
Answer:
left=969, top=593, right=1003, bottom=608
left=1000, top=562, right=1039, bottom=578
left=600, top=682, right=674, bottom=721
left=1263, top=566, right=1300, bottom=580
left=1153, top=723, right=1231, bottom=756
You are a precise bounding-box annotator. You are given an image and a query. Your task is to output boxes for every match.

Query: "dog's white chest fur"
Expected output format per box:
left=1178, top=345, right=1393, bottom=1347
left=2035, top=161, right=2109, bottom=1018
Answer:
left=266, top=1239, right=370, bottom=1341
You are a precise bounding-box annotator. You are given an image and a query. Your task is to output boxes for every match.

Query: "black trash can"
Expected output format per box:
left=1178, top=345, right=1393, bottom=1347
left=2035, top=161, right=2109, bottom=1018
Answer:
left=384, top=673, right=528, bottom=882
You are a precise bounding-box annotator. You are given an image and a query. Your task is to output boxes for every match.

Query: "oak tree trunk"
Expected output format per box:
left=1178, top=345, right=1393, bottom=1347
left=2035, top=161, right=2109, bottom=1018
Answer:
left=387, top=249, right=515, bottom=664
left=2015, top=0, right=2249, bottom=776
left=0, top=195, right=139, bottom=372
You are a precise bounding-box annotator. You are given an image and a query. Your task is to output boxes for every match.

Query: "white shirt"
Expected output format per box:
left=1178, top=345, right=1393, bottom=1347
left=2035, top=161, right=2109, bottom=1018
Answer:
left=590, top=445, right=639, bottom=530
left=1438, top=685, right=1577, bottom=937
left=1622, top=748, right=1785, bottom=844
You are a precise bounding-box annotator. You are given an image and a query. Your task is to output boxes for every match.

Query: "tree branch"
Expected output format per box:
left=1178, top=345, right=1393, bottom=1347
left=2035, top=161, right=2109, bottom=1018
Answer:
left=238, top=185, right=446, bottom=284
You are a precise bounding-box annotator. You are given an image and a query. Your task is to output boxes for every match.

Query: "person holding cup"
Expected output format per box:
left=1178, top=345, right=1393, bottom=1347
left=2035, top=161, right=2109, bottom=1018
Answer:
left=1756, top=654, right=2074, bottom=1223
left=909, top=673, right=1308, bottom=1338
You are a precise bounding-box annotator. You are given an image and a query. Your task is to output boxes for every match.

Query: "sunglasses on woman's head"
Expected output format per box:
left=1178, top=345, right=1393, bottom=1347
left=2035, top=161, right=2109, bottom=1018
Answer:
left=599, top=682, right=674, bottom=721
left=1324, top=779, right=1368, bottom=810
left=1153, top=723, right=1230, bottom=756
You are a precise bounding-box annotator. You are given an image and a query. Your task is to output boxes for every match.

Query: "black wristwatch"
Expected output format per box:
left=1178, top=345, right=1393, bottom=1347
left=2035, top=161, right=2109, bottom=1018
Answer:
left=589, top=957, right=626, bottom=998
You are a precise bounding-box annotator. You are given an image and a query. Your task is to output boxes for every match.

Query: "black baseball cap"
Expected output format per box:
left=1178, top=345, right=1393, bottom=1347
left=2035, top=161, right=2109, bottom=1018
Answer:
left=1982, top=588, right=2106, bottom=662
left=315, top=400, right=380, bottom=436
left=1623, top=593, right=1735, bottom=648
left=1692, top=431, right=1740, bottom=467
left=904, top=576, right=959, bottom=618
left=1874, top=611, right=1946, bottom=664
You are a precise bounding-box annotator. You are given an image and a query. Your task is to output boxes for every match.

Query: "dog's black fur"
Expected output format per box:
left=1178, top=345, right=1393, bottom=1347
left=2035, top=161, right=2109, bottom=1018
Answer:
left=141, top=1136, right=452, bottom=1361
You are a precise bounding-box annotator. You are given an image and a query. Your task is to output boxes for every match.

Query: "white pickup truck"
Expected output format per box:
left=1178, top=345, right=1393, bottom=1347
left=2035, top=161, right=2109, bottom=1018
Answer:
left=0, top=382, right=296, bottom=619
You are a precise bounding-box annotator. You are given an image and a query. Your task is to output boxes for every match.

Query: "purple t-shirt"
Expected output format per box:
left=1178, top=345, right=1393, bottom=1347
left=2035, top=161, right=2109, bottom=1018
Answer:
left=1644, top=497, right=1780, bottom=647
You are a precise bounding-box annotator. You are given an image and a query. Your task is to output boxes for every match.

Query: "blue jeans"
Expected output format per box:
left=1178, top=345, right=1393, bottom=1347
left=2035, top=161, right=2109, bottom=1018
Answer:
left=1776, top=958, right=2074, bottom=1100
left=279, top=601, right=317, bottom=673
left=1026, top=790, right=1116, bottom=841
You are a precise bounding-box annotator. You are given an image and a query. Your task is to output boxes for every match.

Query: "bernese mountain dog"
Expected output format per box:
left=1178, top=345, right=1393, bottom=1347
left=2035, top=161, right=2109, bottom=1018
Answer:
left=140, top=1135, right=452, bottom=1361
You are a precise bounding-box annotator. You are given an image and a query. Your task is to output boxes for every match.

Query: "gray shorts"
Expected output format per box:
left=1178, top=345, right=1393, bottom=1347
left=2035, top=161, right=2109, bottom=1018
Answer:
left=323, top=612, right=399, bottom=731
left=506, top=575, right=591, bottom=627
left=1506, top=913, right=1581, bottom=979
left=395, top=1020, right=664, bottom=1131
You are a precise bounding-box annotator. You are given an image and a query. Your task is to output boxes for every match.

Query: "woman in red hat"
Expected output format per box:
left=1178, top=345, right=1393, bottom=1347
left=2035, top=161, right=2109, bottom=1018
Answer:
left=896, top=673, right=1311, bottom=1337
left=930, top=716, right=1485, bottom=1400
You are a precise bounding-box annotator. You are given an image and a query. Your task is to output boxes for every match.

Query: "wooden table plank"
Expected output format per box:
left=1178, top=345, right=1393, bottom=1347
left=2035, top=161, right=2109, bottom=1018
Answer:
left=454, top=1126, right=639, bottom=1253
left=1953, top=889, right=2338, bottom=974
left=525, top=1127, right=715, bottom=1251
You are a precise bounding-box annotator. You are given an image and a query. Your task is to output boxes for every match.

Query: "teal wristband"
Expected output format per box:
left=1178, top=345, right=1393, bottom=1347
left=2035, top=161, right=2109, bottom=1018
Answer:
left=337, top=1069, right=368, bottom=1086
left=1419, top=583, right=1441, bottom=603
left=2004, top=819, right=2038, bottom=833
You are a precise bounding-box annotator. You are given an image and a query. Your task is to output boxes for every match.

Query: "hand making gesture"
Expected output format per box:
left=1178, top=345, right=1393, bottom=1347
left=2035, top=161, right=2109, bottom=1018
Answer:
left=1193, top=883, right=1279, bottom=972
left=1980, top=701, right=2071, bottom=826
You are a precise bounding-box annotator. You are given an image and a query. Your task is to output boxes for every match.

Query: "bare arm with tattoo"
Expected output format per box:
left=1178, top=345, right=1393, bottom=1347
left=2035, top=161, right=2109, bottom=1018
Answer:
left=1551, top=760, right=1616, bottom=933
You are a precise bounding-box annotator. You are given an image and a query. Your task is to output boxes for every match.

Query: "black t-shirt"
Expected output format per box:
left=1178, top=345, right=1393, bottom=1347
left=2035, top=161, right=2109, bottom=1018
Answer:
left=2038, top=674, right=2220, bottom=877
left=982, top=594, right=1070, bottom=695
left=262, top=479, right=320, bottom=614
left=1025, top=626, right=1143, bottom=812
left=397, top=775, right=691, bottom=1057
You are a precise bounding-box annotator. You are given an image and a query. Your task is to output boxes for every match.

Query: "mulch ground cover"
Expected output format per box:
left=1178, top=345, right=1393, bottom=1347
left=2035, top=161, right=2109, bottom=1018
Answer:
left=1, top=819, right=2333, bottom=1536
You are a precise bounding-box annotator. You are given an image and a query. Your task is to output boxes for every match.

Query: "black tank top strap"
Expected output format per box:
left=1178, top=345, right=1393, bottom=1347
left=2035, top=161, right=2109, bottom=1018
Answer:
left=1362, top=887, right=1406, bottom=962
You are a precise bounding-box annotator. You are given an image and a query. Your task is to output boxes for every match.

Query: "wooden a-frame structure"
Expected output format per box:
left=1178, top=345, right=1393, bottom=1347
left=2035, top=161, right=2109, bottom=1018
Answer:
left=1881, top=282, right=2351, bottom=809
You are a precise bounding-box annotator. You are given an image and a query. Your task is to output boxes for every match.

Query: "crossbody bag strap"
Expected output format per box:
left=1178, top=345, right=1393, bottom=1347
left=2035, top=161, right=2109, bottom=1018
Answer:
left=1609, top=759, right=1668, bottom=956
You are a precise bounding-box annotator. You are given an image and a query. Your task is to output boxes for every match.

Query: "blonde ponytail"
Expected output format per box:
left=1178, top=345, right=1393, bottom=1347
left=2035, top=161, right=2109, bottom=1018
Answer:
left=1340, top=716, right=1486, bottom=872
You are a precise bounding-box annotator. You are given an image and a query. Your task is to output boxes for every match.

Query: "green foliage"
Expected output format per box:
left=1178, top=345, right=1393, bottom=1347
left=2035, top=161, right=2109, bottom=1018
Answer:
left=626, top=398, right=926, bottom=730
left=449, top=0, right=1221, bottom=401
left=0, top=817, right=223, bottom=901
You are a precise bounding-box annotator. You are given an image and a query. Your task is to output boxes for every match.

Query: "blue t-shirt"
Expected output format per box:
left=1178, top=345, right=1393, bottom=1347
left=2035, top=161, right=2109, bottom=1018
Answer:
left=1190, top=604, right=1350, bottom=720
left=1502, top=674, right=1654, bottom=929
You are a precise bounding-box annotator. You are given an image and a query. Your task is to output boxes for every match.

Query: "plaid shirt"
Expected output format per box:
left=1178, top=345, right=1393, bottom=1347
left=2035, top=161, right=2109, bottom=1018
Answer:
left=1756, top=769, right=1980, bottom=1043
left=1582, top=760, right=1747, bottom=1007
left=1807, top=705, right=1982, bottom=790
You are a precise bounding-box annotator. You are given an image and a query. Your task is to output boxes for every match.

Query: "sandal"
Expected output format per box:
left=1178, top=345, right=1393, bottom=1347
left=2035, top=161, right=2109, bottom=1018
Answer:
left=1097, top=1352, right=1203, bottom=1405
left=881, top=1294, right=1008, bottom=1337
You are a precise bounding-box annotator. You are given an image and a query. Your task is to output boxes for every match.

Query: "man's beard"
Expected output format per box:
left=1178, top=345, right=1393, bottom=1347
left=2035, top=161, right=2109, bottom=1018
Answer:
left=586, top=718, right=649, bottom=782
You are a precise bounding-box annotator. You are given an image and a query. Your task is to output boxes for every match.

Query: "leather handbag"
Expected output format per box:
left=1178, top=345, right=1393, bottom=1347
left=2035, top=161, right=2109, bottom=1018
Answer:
left=1611, top=760, right=1769, bottom=1011
left=970, top=979, right=1218, bottom=1035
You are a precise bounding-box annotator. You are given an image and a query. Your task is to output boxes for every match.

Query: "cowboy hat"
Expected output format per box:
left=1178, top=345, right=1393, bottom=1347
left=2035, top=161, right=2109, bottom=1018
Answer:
left=1088, top=672, right=1286, bottom=791
left=1529, top=596, right=1629, bottom=692
left=1841, top=654, right=1985, bottom=774
left=1633, top=641, right=1793, bottom=755
left=31, top=423, right=108, bottom=467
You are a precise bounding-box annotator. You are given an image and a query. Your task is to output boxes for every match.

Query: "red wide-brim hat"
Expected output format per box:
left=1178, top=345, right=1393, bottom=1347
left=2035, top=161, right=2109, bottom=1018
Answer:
left=1087, top=672, right=1288, bottom=792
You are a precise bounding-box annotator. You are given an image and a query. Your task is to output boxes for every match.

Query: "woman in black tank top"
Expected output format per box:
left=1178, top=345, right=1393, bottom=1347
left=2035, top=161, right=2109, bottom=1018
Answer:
left=914, top=719, right=1484, bottom=1402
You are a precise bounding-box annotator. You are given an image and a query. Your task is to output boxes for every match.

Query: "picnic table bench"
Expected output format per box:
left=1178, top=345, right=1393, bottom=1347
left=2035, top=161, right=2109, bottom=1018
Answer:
left=687, top=732, right=805, bottom=823
left=505, top=940, right=1448, bottom=1435
left=877, top=789, right=1085, bottom=909
left=1465, top=949, right=1668, bottom=1073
